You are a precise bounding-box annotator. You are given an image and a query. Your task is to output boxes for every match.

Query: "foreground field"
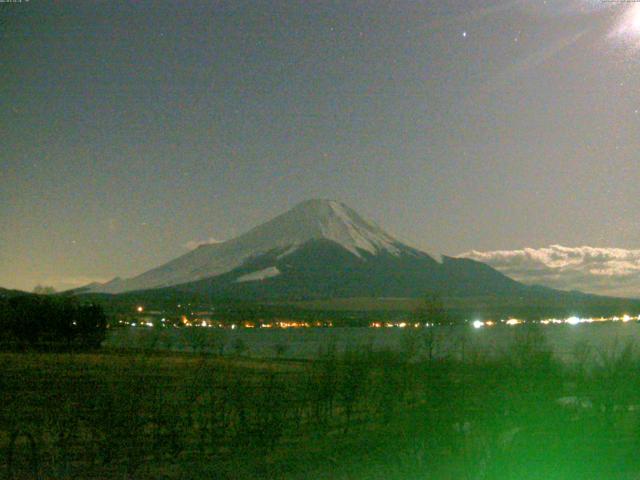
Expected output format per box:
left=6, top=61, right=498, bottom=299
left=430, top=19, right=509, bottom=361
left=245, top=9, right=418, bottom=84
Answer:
left=3, top=330, right=640, bottom=479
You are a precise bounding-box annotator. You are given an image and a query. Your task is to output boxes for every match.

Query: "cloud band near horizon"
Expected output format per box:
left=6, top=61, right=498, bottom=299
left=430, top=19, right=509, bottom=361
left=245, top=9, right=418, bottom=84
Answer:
left=460, top=245, right=640, bottom=298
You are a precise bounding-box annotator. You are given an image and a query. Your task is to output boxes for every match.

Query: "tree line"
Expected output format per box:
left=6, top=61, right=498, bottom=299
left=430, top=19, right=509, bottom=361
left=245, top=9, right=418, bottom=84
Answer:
left=0, top=294, right=107, bottom=350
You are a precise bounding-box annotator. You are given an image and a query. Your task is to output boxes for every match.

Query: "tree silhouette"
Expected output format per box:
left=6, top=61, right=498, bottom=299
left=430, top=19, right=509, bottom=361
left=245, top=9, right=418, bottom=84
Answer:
left=411, top=293, right=448, bottom=326
left=0, top=294, right=107, bottom=350
left=411, top=293, right=449, bottom=362
left=33, top=285, right=56, bottom=295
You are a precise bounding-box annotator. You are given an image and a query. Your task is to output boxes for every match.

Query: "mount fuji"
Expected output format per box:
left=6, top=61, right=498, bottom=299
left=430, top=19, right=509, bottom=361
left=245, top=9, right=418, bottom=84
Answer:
left=82, top=199, right=526, bottom=299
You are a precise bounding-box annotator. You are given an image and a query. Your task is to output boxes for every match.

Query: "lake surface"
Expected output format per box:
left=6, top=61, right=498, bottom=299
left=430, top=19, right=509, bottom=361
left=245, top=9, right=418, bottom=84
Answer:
left=104, top=321, right=640, bottom=363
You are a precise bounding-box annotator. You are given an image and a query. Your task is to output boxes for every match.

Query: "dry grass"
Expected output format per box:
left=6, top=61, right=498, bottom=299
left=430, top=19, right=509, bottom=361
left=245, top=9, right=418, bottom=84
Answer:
left=3, top=334, right=640, bottom=479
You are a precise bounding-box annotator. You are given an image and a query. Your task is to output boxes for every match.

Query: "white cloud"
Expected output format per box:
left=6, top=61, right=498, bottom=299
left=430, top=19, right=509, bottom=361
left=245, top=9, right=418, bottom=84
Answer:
left=459, top=245, right=640, bottom=298
left=183, top=237, right=222, bottom=250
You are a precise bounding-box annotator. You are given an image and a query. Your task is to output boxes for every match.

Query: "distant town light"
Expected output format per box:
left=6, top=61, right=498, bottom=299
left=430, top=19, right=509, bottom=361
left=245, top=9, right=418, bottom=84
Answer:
left=566, top=316, right=580, bottom=325
left=136, top=306, right=144, bottom=313
left=472, top=320, right=484, bottom=329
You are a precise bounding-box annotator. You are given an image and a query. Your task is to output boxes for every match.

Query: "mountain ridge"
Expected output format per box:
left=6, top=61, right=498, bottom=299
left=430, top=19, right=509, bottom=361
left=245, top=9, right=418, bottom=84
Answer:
left=74, top=200, right=640, bottom=313
left=82, top=199, right=429, bottom=294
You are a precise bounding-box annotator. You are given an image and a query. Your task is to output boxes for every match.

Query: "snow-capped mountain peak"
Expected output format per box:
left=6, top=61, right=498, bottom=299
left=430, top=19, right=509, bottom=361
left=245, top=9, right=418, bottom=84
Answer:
left=82, top=199, right=409, bottom=294
left=239, top=199, right=402, bottom=257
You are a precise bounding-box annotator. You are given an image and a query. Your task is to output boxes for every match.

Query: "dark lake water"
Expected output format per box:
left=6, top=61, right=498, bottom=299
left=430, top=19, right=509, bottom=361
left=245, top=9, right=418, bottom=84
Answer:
left=104, top=321, right=640, bottom=363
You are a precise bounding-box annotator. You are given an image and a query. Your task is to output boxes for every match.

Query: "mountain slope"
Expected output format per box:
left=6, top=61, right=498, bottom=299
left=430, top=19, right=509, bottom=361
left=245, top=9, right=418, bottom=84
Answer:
left=155, top=239, right=526, bottom=301
left=83, top=199, right=423, bottom=294
left=80, top=198, right=537, bottom=301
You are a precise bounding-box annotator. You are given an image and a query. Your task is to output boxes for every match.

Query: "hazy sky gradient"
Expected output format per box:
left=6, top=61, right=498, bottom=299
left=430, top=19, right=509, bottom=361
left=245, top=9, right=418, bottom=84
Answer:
left=3, top=1, right=640, bottom=291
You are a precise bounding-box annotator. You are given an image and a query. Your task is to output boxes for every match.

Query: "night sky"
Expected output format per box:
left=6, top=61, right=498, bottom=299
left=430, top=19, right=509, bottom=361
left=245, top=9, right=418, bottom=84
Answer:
left=3, top=1, right=640, bottom=292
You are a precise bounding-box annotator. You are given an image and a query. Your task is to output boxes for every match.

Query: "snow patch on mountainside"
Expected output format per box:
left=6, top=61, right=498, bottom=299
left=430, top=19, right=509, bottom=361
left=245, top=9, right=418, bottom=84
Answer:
left=235, top=266, right=281, bottom=283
